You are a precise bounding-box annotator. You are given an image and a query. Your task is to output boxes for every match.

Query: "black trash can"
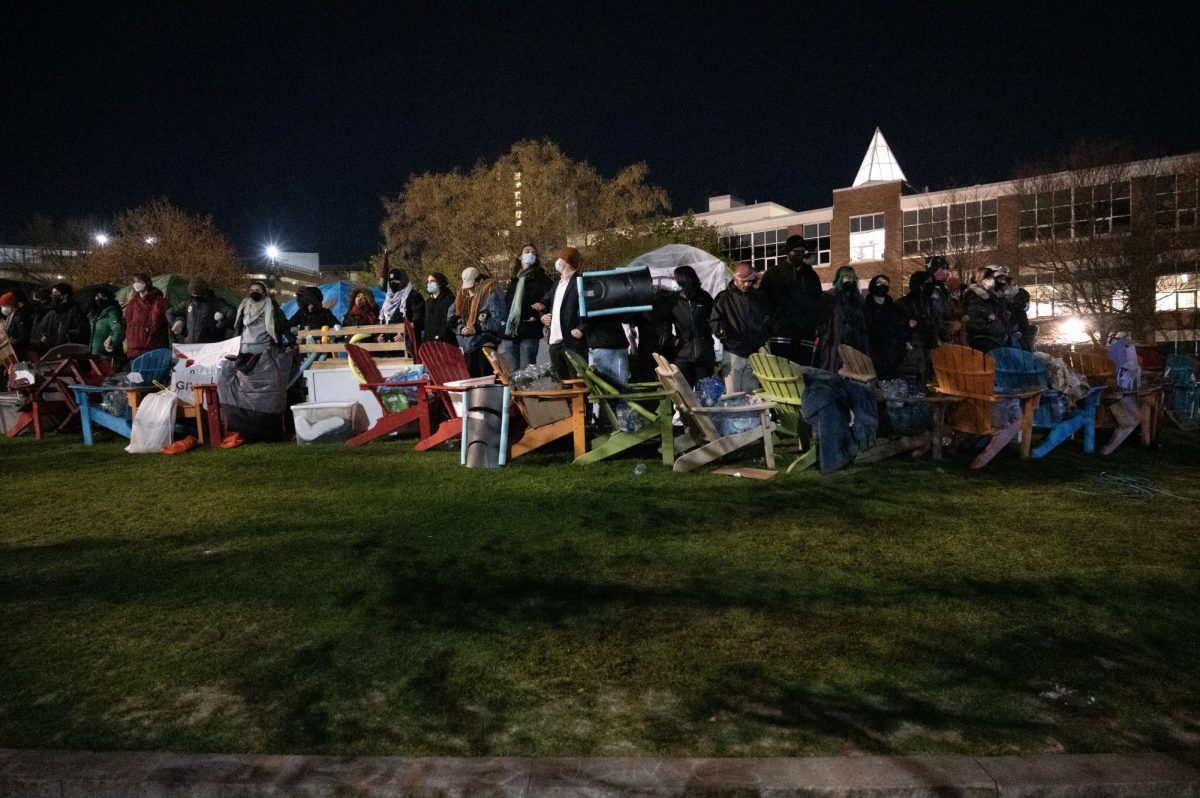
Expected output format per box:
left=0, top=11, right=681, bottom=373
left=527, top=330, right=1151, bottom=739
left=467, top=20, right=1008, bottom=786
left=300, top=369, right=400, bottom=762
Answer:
left=463, top=384, right=506, bottom=468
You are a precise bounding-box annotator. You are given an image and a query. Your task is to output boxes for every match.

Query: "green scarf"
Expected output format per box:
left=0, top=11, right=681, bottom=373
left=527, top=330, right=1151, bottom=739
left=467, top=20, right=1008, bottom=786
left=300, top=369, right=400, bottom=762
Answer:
left=504, top=269, right=531, bottom=337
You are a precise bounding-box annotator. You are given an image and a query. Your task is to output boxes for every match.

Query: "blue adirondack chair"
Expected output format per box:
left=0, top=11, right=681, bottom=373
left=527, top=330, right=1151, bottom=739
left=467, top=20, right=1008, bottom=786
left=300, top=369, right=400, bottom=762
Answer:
left=991, top=347, right=1103, bottom=458
left=71, top=348, right=175, bottom=444
left=1165, top=353, right=1199, bottom=422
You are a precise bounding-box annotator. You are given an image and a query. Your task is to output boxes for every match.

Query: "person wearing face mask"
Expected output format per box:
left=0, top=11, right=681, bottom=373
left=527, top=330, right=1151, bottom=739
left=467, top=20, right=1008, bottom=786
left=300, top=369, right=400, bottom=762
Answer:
left=1008, top=286, right=1037, bottom=352
left=925, top=256, right=953, bottom=341
left=166, top=277, right=235, bottom=345
left=87, top=286, right=126, bottom=365
left=943, top=275, right=967, bottom=344
left=758, top=234, right=826, bottom=365
left=965, top=266, right=1011, bottom=353
left=453, top=266, right=507, bottom=377
left=122, top=272, right=170, bottom=359
left=342, top=288, right=379, bottom=327
left=500, top=245, right=553, bottom=371
left=379, top=266, right=425, bottom=334
left=668, top=265, right=716, bottom=385
left=537, top=247, right=586, bottom=381
left=862, top=275, right=907, bottom=379
left=288, top=286, right=341, bottom=336
left=31, top=282, right=90, bottom=352
left=422, top=273, right=456, bottom=344
left=895, top=272, right=942, bottom=384
left=710, top=261, right=766, bottom=393
left=234, top=280, right=289, bottom=356
left=816, top=265, right=870, bottom=373
left=0, top=290, right=35, bottom=361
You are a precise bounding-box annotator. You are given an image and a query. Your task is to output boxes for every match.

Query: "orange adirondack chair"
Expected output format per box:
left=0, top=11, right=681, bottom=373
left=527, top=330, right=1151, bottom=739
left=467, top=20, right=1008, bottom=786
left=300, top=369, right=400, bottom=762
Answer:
left=482, top=347, right=587, bottom=459
left=344, top=343, right=430, bottom=446
left=932, top=344, right=1041, bottom=468
left=1066, top=348, right=1162, bottom=453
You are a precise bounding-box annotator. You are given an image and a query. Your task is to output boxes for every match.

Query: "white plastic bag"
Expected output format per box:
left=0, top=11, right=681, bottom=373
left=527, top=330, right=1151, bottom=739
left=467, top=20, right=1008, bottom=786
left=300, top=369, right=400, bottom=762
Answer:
left=126, top=391, right=177, bottom=454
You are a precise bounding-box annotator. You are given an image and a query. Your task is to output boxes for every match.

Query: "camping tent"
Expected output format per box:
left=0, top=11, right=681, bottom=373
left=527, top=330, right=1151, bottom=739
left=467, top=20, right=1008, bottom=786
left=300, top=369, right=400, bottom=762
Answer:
left=279, top=281, right=386, bottom=324
left=622, top=244, right=729, bottom=298
left=115, top=274, right=240, bottom=309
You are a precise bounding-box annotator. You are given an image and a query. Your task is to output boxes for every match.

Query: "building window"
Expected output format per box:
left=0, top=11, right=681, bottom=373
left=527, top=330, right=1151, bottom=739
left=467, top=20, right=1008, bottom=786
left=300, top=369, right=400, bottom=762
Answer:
left=849, top=212, right=885, bottom=262
left=801, top=222, right=831, bottom=266
left=1154, top=174, right=1199, bottom=229
left=1019, top=182, right=1131, bottom=242
left=902, top=200, right=997, bottom=256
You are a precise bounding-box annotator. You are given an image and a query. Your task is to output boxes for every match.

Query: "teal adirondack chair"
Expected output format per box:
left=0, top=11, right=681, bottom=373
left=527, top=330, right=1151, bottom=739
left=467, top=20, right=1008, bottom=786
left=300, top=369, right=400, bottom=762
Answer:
left=1165, top=353, right=1199, bottom=423
left=562, top=350, right=675, bottom=466
left=991, top=347, right=1102, bottom=457
left=71, top=348, right=175, bottom=444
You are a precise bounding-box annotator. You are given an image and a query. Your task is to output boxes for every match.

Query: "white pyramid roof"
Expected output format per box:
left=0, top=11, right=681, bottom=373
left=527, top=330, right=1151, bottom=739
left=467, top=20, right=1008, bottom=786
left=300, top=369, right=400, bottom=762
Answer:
left=852, top=128, right=907, bottom=187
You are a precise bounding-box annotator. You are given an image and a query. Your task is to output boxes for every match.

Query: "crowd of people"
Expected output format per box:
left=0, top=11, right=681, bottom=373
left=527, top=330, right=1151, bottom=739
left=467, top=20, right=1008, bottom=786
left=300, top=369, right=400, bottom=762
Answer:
left=1, top=237, right=1037, bottom=394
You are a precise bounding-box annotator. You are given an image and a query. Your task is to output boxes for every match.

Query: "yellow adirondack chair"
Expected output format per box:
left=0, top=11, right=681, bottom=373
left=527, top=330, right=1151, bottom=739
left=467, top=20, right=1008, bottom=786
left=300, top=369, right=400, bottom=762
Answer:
left=748, top=350, right=818, bottom=473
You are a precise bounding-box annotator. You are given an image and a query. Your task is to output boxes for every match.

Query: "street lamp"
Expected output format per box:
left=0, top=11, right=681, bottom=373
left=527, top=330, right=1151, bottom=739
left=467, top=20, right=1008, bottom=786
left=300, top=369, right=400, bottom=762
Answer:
left=94, top=232, right=109, bottom=246
left=144, top=236, right=157, bottom=245
left=265, top=245, right=281, bottom=261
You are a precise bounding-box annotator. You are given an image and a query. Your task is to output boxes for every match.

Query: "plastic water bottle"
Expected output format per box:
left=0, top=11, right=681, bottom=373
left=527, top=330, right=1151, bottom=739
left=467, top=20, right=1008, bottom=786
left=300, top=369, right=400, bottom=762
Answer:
left=633, top=462, right=646, bottom=476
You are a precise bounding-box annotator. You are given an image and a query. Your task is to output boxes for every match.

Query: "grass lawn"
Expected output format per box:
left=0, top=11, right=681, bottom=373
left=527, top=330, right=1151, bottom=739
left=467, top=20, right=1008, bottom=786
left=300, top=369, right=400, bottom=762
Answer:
left=1, top=425, right=1198, bottom=758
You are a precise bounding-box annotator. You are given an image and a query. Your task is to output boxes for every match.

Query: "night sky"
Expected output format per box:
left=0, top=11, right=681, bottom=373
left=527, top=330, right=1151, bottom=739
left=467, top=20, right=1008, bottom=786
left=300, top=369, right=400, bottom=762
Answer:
left=3, top=3, right=1198, bottom=263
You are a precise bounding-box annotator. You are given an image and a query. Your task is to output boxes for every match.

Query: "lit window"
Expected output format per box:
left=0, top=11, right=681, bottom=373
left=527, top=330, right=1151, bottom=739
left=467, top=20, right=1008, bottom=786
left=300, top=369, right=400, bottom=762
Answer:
left=849, top=213, right=885, bottom=261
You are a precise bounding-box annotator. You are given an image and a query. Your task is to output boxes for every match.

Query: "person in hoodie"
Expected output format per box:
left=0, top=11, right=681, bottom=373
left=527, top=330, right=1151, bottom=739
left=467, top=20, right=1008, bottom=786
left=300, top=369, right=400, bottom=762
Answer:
left=288, top=286, right=340, bottom=337
left=710, top=261, right=766, bottom=393
left=500, top=245, right=553, bottom=371
left=965, top=265, right=1011, bottom=353
left=123, top=272, right=170, bottom=359
left=379, top=266, right=425, bottom=336
left=1009, top=286, right=1037, bottom=351
left=31, top=282, right=90, bottom=353
left=421, top=272, right=456, bottom=344
left=758, top=234, right=825, bottom=365
left=862, top=275, right=907, bottom=379
left=88, top=286, right=125, bottom=366
left=167, top=277, right=235, bottom=344
left=925, top=255, right=952, bottom=340
left=234, top=280, right=290, bottom=355
left=669, top=265, right=716, bottom=385
left=342, top=288, right=379, bottom=328
left=896, top=272, right=942, bottom=384
left=0, top=290, right=36, bottom=360
left=816, top=265, right=870, bottom=373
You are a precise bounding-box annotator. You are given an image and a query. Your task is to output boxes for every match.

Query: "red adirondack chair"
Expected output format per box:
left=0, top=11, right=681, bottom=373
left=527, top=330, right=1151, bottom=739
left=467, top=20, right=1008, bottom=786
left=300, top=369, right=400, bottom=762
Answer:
left=344, top=343, right=430, bottom=446
left=6, top=344, right=106, bottom=439
left=412, top=340, right=481, bottom=451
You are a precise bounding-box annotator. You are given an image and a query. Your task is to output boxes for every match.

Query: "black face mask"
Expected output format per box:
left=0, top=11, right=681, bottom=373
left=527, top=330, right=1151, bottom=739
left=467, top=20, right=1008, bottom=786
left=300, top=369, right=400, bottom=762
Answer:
left=994, top=279, right=1008, bottom=291
left=249, top=291, right=265, bottom=302
left=54, top=295, right=68, bottom=304
left=922, top=283, right=936, bottom=298
left=870, top=283, right=889, bottom=297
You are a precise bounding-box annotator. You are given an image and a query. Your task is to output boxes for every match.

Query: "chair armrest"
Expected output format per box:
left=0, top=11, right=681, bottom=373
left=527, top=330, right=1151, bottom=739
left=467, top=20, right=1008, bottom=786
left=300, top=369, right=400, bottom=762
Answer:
left=693, top=402, right=777, bottom=414
left=511, top=388, right=588, bottom=399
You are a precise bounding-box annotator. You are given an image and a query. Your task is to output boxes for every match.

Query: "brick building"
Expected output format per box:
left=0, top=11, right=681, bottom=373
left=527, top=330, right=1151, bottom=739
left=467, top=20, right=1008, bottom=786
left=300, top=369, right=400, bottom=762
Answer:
left=693, top=129, right=1199, bottom=347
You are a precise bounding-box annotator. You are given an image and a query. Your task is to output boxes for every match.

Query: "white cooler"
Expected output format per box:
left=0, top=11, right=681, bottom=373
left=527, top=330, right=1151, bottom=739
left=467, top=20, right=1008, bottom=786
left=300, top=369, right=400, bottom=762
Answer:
left=291, top=401, right=368, bottom=445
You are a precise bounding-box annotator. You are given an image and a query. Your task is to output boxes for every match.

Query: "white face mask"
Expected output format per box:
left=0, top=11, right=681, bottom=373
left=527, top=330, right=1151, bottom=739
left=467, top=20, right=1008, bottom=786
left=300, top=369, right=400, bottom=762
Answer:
left=554, top=258, right=567, bottom=274
left=1, top=306, right=13, bottom=317
left=982, top=278, right=996, bottom=291
left=132, top=282, right=146, bottom=293
left=426, top=282, right=438, bottom=294
left=521, top=252, right=537, bottom=266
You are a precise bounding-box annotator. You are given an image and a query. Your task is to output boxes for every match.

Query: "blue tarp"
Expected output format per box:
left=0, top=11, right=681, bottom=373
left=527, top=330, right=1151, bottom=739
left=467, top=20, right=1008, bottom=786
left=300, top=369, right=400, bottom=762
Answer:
left=280, top=281, right=385, bottom=323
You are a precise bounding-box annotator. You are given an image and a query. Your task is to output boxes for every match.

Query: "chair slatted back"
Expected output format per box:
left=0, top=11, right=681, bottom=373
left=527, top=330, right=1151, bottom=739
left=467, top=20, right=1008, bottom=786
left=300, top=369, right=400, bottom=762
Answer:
left=1065, top=350, right=1118, bottom=429
left=419, top=341, right=470, bottom=385
left=1166, top=353, right=1197, bottom=384
left=837, top=345, right=877, bottom=384
left=990, top=347, right=1047, bottom=393
left=345, top=343, right=385, bottom=386
left=748, top=352, right=805, bottom=404
left=652, top=353, right=719, bottom=444
left=129, top=348, right=173, bottom=385
left=1136, top=345, right=1165, bottom=374
left=482, top=347, right=532, bottom=426
left=933, top=344, right=996, bottom=435
left=404, top=319, right=420, bottom=362
left=563, top=349, right=658, bottom=426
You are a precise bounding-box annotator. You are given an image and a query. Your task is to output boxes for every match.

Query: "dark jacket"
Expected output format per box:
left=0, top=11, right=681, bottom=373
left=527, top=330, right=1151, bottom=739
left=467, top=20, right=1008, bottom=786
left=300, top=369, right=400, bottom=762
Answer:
left=710, top=282, right=767, bottom=358
left=123, top=288, right=171, bottom=359
left=862, top=293, right=907, bottom=379
left=88, top=304, right=125, bottom=357
left=32, top=300, right=89, bottom=351
left=167, top=291, right=235, bottom=344
left=670, top=290, right=715, bottom=364
left=965, top=284, right=1010, bottom=352
left=504, top=267, right=553, bottom=340
left=380, top=289, right=425, bottom=332
left=541, top=277, right=587, bottom=352
left=288, top=306, right=341, bottom=334
left=896, top=276, right=941, bottom=352
left=2, top=305, right=35, bottom=359
left=759, top=260, right=826, bottom=341
left=423, top=291, right=456, bottom=343
left=582, top=316, right=629, bottom=351
left=817, top=287, right=870, bottom=373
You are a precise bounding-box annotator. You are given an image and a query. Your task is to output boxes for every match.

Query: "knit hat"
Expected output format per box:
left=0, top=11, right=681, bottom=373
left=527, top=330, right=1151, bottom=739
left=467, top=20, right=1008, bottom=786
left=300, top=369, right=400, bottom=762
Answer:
left=784, top=234, right=810, bottom=254
left=461, top=267, right=480, bottom=289
left=0, top=292, right=15, bottom=308
left=188, top=277, right=208, bottom=295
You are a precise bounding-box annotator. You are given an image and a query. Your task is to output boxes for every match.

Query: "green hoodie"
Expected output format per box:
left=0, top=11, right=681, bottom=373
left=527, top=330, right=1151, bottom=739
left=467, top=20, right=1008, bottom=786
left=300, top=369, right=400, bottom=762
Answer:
left=89, top=304, right=125, bottom=356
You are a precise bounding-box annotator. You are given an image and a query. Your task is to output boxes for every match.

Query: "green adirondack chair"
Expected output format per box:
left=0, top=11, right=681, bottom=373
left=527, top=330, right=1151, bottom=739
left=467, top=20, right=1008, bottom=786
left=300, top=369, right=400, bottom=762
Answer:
left=562, top=350, right=675, bottom=466
left=748, top=350, right=818, bottom=473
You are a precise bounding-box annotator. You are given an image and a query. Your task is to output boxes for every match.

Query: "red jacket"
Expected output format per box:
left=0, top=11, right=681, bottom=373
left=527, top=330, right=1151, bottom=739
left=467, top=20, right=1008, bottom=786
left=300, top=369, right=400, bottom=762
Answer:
left=123, top=287, right=171, bottom=359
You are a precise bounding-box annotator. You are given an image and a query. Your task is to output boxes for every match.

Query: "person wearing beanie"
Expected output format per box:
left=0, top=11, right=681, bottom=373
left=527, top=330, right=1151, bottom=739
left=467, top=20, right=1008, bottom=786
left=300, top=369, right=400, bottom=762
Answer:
left=758, top=233, right=826, bottom=365
left=1, top=290, right=36, bottom=361
left=87, top=286, right=126, bottom=364
left=29, top=282, right=90, bottom=352
left=861, top=275, right=907, bottom=379
left=123, top=272, right=170, bottom=358
left=166, top=277, right=236, bottom=345
left=895, top=272, right=942, bottom=383
left=500, top=244, right=553, bottom=371
left=535, top=246, right=586, bottom=381
left=710, top=261, right=766, bottom=392
left=287, top=285, right=340, bottom=336
left=453, top=266, right=506, bottom=377
left=816, top=265, right=870, bottom=373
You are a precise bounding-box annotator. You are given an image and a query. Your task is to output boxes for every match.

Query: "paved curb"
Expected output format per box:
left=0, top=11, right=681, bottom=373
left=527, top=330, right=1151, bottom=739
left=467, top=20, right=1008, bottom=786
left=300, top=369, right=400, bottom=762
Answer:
left=1, top=748, right=1198, bottom=796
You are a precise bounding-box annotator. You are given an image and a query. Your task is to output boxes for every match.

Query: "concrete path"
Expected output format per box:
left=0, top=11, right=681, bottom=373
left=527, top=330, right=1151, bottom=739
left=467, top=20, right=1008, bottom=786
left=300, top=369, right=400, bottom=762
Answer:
left=1, top=748, right=1198, bottom=796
